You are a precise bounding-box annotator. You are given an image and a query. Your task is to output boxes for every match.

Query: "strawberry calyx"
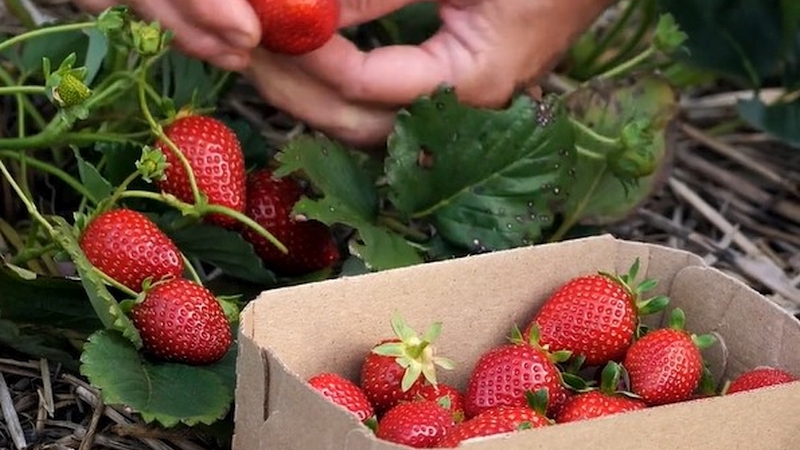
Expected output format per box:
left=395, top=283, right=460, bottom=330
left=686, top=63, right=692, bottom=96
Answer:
left=665, top=308, right=718, bottom=350
left=523, top=389, right=551, bottom=418
left=370, top=312, right=455, bottom=392
left=511, top=324, right=572, bottom=364
left=598, top=258, right=670, bottom=320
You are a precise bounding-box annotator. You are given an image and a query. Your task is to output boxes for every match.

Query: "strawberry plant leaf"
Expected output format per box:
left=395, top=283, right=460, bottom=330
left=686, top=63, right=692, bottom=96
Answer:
left=165, top=223, right=276, bottom=285
left=737, top=97, right=800, bottom=146
left=275, top=135, right=423, bottom=270
left=73, top=148, right=113, bottom=204
left=80, top=330, right=233, bottom=427
left=0, top=263, right=102, bottom=334
left=558, top=74, right=678, bottom=231
left=84, top=27, right=109, bottom=85
left=50, top=218, right=142, bottom=348
left=225, top=118, right=273, bottom=169
left=385, top=86, right=577, bottom=251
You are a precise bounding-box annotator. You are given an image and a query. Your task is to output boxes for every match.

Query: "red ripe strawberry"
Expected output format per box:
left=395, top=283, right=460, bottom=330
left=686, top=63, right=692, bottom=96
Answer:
left=360, top=314, right=455, bottom=415
left=248, top=0, right=340, bottom=55
left=307, top=373, right=375, bottom=426
left=405, top=382, right=465, bottom=423
left=241, top=169, right=339, bottom=276
left=156, top=115, right=246, bottom=228
left=623, top=308, right=715, bottom=406
left=464, top=328, right=570, bottom=419
left=555, top=362, right=646, bottom=423
left=436, top=406, right=550, bottom=448
left=725, top=367, right=798, bottom=394
left=130, top=278, right=232, bottom=365
left=376, top=400, right=455, bottom=448
left=525, top=259, right=669, bottom=367
left=80, top=208, right=184, bottom=292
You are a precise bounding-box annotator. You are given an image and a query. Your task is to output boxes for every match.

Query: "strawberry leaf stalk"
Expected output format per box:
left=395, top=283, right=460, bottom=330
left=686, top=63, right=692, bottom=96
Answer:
left=556, top=361, right=646, bottom=423
left=360, top=313, right=455, bottom=415
left=525, top=257, right=670, bottom=369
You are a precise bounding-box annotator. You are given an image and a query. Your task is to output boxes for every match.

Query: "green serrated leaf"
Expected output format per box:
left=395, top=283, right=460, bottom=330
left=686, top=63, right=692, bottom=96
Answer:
left=165, top=223, right=276, bottom=285
left=84, top=28, right=109, bottom=85
left=0, top=263, right=102, bottom=334
left=80, top=330, right=233, bottom=427
left=386, top=87, right=576, bottom=251
left=73, top=148, right=113, bottom=204
left=50, top=218, right=142, bottom=348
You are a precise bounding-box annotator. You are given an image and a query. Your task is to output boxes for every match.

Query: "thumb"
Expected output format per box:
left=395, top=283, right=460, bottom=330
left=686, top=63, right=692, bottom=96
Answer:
left=339, top=0, right=430, bottom=27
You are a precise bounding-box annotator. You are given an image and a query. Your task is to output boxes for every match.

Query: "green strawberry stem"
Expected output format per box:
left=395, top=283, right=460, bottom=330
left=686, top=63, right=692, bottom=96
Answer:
left=181, top=254, right=204, bottom=285
left=93, top=267, right=140, bottom=298
left=0, top=160, right=55, bottom=235
left=0, top=21, right=96, bottom=55
left=118, top=190, right=288, bottom=253
left=0, top=86, right=46, bottom=96
left=574, top=0, right=642, bottom=75
left=597, top=46, right=657, bottom=80
left=569, top=117, right=622, bottom=150
left=135, top=60, right=204, bottom=206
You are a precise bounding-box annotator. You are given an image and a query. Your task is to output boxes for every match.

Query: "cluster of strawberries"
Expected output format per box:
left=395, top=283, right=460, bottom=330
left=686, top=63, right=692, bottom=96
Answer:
left=78, top=114, right=338, bottom=364
left=305, top=261, right=799, bottom=448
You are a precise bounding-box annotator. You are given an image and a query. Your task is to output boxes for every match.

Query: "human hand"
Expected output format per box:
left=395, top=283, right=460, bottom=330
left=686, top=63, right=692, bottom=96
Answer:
left=72, top=0, right=262, bottom=71
left=245, top=0, right=617, bottom=147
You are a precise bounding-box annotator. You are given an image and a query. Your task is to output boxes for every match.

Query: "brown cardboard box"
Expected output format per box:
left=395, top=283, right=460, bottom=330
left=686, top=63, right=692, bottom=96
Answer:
left=233, top=234, right=800, bottom=450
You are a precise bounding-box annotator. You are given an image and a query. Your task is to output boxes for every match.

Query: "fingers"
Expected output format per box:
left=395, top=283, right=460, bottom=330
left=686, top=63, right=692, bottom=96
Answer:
left=338, top=0, right=428, bottom=27
left=246, top=49, right=398, bottom=148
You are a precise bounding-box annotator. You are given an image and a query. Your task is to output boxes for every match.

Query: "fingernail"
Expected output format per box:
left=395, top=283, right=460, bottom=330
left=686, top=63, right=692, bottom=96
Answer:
left=212, top=53, right=248, bottom=71
left=226, top=31, right=258, bottom=49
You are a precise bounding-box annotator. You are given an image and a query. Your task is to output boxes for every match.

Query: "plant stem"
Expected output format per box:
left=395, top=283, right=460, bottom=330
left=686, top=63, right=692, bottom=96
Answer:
left=597, top=46, right=656, bottom=79
left=548, top=166, right=608, bottom=242
left=181, top=253, right=204, bottom=285
left=0, top=86, right=46, bottom=96
left=0, top=21, right=96, bottom=55
left=136, top=64, right=203, bottom=204
left=0, top=151, right=97, bottom=201
left=117, top=190, right=289, bottom=254
left=378, top=215, right=429, bottom=242
left=0, top=66, right=47, bottom=128
left=568, top=117, right=620, bottom=148
left=94, top=267, right=139, bottom=298
left=576, top=145, right=606, bottom=161
left=593, top=0, right=658, bottom=76
left=0, top=159, right=55, bottom=234
left=578, top=0, right=643, bottom=76
left=11, top=242, right=58, bottom=266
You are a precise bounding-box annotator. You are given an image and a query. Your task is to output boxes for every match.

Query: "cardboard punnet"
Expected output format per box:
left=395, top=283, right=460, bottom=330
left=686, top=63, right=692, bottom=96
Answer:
left=233, top=234, right=800, bottom=450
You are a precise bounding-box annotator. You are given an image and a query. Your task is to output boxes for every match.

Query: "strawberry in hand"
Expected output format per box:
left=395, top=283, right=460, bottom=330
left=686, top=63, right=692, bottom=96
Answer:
left=359, top=313, right=455, bottom=416
left=555, top=361, right=646, bottom=423
left=525, top=258, right=669, bottom=368
left=624, top=308, right=716, bottom=406
left=247, top=0, right=340, bottom=55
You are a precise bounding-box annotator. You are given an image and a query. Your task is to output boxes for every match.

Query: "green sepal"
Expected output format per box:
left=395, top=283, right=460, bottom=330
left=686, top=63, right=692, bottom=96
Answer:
left=654, top=13, right=688, bottom=54
left=524, top=388, right=550, bottom=416
left=692, top=333, right=718, bottom=350
left=364, top=416, right=378, bottom=434
left=561, top=372, right=592, bottom=392
left=549, top=350, right=573, bottom=364
left=668, top=308, right=686, bottom=330
left=637, top=295, right=670, bottom=316
left=697, top=364, right=719, bottom=396
left=599, top=361, right=622, bottom=394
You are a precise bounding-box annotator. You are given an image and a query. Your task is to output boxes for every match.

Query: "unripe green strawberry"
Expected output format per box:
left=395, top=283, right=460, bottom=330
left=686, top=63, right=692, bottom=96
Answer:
left=53, top=73, right=91, bottom=107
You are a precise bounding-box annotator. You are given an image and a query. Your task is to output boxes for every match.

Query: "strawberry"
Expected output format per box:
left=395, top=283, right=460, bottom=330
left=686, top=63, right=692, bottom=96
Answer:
left=248, top=0, right=340, bottom=55
left=155, top=114, right=246, bottom=228
left=436, top=406, right=551, bottom=448
left=376, top=400, right=455, bottom=448
left=623, top=308, right=715, bottom=406
left=241, top=169, right=339, bottom=276
left=525, top=258, right=669, bottom=367
left=405, top=382, right=465, bottom=423
left=463, top=327, right=570, bottom=419
left=130, top=278, right=232, bottom=365
left=307, top=372, right=376, bottom=427
left=79, top=208, right=184, bottom=292
left=725, top=367, right=798, bottom=394
left=360, top=314, right=455, bottom=415
left=555, top=362, right=646, bottom=423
